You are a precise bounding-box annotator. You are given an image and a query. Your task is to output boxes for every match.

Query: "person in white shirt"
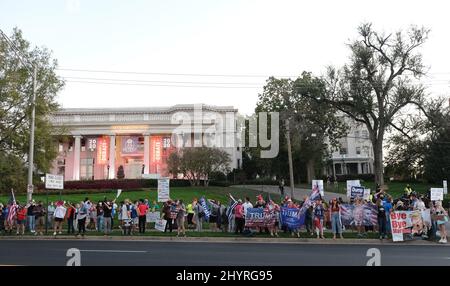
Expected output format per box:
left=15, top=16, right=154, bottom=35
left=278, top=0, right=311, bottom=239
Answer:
left=121, top=199, right=131, bottom=235
left=53, top=201, right=67, bottom=236
left=242, top=197, right=253, bottom=217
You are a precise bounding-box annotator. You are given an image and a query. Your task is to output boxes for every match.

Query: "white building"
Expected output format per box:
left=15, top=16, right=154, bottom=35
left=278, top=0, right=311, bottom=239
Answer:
left=49, top=104, right=242, bottom=181
left=324, top=117, right=374, bottom=177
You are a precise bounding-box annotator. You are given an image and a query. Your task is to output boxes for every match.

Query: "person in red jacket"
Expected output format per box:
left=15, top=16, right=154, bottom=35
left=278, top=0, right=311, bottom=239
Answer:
left=16, top=203, right=27, bottom=235
left=234, top=200, right=244, bottom=234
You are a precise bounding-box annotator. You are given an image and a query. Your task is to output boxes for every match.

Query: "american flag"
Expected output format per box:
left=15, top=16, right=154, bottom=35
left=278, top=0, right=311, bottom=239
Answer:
left=226, top=199, right=238, bottom=222
left=300, top=183, right=321, bottom=214
left=7, top=189, right=17, bottom=224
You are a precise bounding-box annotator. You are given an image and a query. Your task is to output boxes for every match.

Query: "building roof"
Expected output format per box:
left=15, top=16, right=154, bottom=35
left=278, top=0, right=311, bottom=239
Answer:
left=55, top=104, right=237, bottom=115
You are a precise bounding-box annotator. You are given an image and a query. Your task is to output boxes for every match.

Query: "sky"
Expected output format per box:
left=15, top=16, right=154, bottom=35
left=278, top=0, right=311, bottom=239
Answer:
left=1, top=0, right=449, bottom=115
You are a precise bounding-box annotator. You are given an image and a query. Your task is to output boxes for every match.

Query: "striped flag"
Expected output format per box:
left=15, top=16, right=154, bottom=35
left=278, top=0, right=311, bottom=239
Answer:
left=199, top=197, right=211, bottom=221
left=7, top=189, right=17, bottom=224
left=226, top=199, right=238, bottom=222
left=300, top=183, right=321, bottom=214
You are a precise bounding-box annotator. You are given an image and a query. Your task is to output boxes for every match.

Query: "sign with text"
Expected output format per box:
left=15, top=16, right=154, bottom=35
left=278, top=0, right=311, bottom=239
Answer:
left=154, top=218, right=167, bottom=232
left=350, top=186, right=365, bottom=200
left=146, top=211, right=160, bottom=223
left=87, top=138, right=97, bottom=152
left=97, top=137, right=108, bottom=164
left=390, top=211, right=413, bottom=242
left=280, top=207, right=304, bottom=230
left=346, top=180, right=361, bottom=197
left=45, top=174, right=64, bottom=190
left=430, top=188, right=444, bottom=201
left=244, top=208, right=276, bottom=228
left=157, top=178, right=170, bottom=202
left=312, top=180, right=324, bottom=197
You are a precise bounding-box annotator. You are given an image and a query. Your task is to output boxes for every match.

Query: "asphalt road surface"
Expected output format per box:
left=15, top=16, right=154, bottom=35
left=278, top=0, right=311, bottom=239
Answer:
left=0, top=239, right=449, bottom=266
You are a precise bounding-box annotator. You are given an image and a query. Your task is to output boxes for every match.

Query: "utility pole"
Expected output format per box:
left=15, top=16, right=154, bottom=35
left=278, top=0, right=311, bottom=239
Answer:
left=285, top=119, right=295, bottom=199
left=27, top=65, right=37, bottom=202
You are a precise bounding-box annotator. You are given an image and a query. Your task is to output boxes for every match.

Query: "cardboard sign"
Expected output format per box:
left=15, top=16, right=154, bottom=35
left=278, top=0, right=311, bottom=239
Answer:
left=45, top=174, right=64, bottom=190
left=346, top=180, right=361, bottom=197
left=312, top=180, right=324, bottom=197
left=430, top=188, right=444, bottom=201
left=157, top=178, right=170, bottom=202
left=155, top=218, right=167, bottom=232
left=146, top=211, right=160, bottom=223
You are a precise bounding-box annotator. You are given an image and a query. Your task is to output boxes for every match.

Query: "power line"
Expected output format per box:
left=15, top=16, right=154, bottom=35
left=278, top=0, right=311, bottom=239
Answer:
left=56, top=68, right=290, bottom=78
left=65, top=80, right=261, bottom=89
left=62, top=76, right=263, bottom=85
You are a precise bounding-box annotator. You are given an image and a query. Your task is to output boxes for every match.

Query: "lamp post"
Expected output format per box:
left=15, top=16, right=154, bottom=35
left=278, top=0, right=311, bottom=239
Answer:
left=0, top=29, right=37, bottom=202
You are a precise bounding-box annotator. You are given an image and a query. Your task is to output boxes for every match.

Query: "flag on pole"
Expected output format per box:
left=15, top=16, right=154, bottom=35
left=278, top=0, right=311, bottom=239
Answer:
left=116, top=189, right=122, bottom=199
left=226, top=199, right=238, bottom=223
left=199, top=196, right=211, bottom=221
left=7, top=189, right=17, bottom=224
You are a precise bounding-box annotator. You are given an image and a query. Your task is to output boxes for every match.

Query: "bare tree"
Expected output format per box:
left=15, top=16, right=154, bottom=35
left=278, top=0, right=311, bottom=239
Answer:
left=308, top=23, right=429, bottom=186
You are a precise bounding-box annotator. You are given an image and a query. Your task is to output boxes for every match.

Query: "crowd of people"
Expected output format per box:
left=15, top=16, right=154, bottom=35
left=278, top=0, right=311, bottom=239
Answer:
left=0, top=184, right=447, bottom=244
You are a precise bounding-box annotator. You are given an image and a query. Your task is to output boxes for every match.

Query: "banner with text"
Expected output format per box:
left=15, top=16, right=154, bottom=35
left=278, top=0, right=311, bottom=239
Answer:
left=245, top=208, right=276, bottom=228
left=280, top=207, right=305, bottom=230
left=157, top=178, right=170, bottom=202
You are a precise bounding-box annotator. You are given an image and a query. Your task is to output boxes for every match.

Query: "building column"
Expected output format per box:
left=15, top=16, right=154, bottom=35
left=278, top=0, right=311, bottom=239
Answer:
left=109, top=135, right=116, bottom=179
left=73, top=135, right=81, bottom=180
left=333, top=163, right=336, bottom=176
left=143, top=133, right=150, bottom=174
left=357, top=162, right=362, bottom=174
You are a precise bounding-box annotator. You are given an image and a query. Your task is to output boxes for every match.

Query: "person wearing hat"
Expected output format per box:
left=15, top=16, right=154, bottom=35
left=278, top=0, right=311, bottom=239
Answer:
left=234, top=199, right=245, bottom=234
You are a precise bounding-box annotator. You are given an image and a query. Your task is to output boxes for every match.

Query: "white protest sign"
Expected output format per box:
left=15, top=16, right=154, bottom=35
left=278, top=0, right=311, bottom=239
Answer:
left=390, top=211, right=413, bottom=242
left=157, top=178, right=170, bottom=202
left=312, top=180, right=324, bottom=197
left=155, top=218, right=167, bottom=232
left=364, top=188, right=371, bottom=201
left=444, top=180, right=448, bottom=195
left=346, top=180, right=360, bottom=197
left=45, top=174, right=64, bottom=190
left=430, top=188, right=444, bottom=201
left=146, top=211, right=160, bottom=223
left=116, top=189, right=122, bottom=199
left=142, top=173, right=161, bottom=179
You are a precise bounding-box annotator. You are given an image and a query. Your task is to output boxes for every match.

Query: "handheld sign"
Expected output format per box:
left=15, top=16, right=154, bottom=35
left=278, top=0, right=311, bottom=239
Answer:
left=312, top=180, right=324, bottom=197
left=157, top=178, right=170, bottom=202
left=116, top=189, right=122, bottom=199
left=45, top=174, right=64, bottom=190
left=430, top=188, right=444, bottom=201
left=346, top=180, right=361, bottom=198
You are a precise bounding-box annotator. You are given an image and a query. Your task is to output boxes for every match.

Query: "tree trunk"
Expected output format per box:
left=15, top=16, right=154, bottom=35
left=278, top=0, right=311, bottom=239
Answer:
left=306, top=159, right=315, bottom=184
left=372, top=137, right=384, bottom=187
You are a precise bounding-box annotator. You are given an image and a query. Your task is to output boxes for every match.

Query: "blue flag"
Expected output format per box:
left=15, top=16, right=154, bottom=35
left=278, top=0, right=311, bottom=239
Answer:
left=199, top=197, right=211, bottom=221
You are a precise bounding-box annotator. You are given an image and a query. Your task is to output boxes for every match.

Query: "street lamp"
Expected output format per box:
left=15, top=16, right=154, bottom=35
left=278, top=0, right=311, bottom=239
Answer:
left=0, top=29, right=37, bottom=202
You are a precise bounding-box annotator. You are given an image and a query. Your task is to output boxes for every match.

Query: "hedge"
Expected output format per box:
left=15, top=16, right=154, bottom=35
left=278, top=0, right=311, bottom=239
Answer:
left=36, top=179, right=191, bottom=191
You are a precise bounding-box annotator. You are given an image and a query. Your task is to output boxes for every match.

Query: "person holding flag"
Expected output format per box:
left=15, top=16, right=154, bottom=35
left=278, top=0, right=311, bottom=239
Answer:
left=6, top=189, right=18, bottom=235
left=226, top=194, right=239, bottom=233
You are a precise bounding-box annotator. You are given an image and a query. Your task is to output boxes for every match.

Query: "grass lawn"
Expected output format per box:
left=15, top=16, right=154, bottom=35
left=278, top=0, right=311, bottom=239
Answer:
left=297, top=181, right=446, bottom=199
left=0, top=186, right=266, bottom=205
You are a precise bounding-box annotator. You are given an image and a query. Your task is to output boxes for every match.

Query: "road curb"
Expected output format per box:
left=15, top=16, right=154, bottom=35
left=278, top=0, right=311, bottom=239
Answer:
left=1, top=235, right=447, bottom=246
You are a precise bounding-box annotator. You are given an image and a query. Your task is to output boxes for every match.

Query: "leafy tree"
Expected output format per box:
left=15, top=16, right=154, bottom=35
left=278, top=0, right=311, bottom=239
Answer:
left=167, top=147, right=231, bottom=186
left=303, top=23, right=430, bottom=186
left=0, top=27, right=64, bottom=192
left=254, top=73, right=347, bottom=182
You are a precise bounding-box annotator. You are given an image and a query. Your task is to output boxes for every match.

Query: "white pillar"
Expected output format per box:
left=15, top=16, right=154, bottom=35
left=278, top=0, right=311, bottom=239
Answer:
left=143, top=133, right=150, bottom=174
left=357, top=162, right=362, bottom=174
left=109, top=135, right=116, bottom=179
left=73, top=135, right=81, bottom=180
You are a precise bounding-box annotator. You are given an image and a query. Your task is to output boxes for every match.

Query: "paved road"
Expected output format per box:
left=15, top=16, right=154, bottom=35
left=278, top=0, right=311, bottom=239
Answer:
left=0, top=239, right=448, bottom=266
left=234, top=185, right=344, bottom=201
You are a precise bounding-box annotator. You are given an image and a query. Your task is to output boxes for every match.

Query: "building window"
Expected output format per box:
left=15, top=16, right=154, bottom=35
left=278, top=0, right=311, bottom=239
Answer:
left=80, top=158, right=94, bottom=180
left=58, top=143, right=64, bottom=153
left=361, top=130, right=368, bottom=139
left=237, top=159, right=241, bottom=169
left=356, top=147, right=361, bottom=155
left=354, top=131, right=359, bottom=139
left=339, top=148, right=347, bottom=155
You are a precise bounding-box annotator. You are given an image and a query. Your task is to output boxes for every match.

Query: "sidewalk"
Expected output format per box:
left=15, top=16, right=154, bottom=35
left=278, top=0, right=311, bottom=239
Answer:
left=233, top=185, right=344, bottom=201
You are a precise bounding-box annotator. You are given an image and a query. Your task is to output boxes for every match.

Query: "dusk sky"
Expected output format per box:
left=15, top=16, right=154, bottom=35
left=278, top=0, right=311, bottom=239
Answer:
left=2, top=0, right=449, bottom=114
